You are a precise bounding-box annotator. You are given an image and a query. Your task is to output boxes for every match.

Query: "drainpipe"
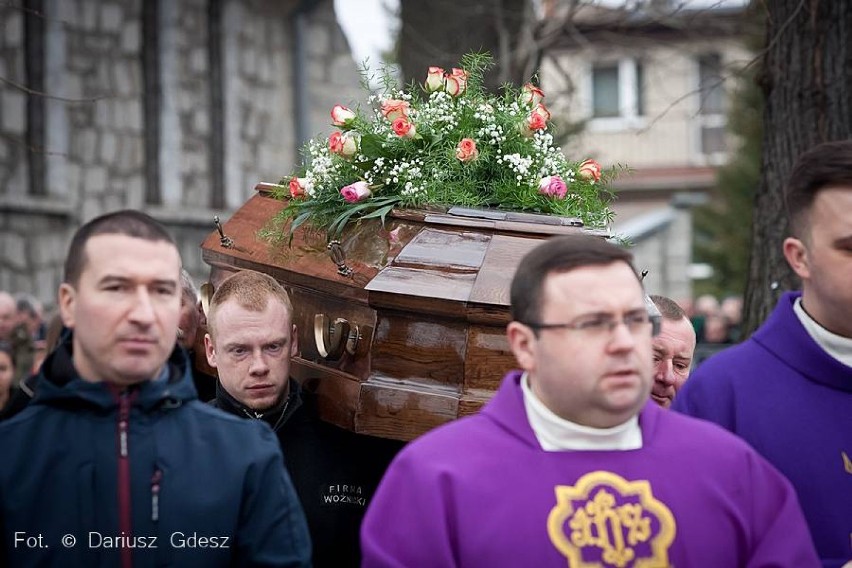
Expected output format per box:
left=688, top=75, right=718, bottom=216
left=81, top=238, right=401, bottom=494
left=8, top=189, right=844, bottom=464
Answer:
left=291, top=0, right=323, bottom=164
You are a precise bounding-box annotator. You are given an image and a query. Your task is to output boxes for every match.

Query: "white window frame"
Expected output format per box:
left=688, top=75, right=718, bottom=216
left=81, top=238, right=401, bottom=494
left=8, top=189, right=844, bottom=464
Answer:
left=691, top=52, right=728, bottom=165
left=587, top=58, right=646, bottom=132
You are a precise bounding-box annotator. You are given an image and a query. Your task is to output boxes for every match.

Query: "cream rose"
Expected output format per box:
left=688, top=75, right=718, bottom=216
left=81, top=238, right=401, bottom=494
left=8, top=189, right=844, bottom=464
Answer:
left=445, top=68, right=469, bottom=97
left=330, top=105, right=356, bottom=127
left=328, top=131, right=359, bottom=159
left=381, top=99, right=411, bottom=121
left=424, top=67, right=445, bottom=92
left=288, top=177, right=311, bottom=198
left=521, top=83, right=545, bottom=106
left=578, top=159, right=602, bottom=183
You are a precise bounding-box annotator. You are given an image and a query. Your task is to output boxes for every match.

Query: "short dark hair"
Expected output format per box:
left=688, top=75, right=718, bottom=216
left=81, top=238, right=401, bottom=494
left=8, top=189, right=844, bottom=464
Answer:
left=786, top=140, right=852, bottom=237
left=63, top=210, right=177, bottom=286
left=650, top=295, right=687, bottom=321
left=510, top=234, right=637, bottom=326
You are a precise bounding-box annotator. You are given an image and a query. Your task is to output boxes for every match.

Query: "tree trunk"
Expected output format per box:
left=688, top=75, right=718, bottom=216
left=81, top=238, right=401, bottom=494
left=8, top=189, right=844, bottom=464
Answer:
left=744, top=0, right=852, bottom=336
left=398, top=0, right=535, bottom=91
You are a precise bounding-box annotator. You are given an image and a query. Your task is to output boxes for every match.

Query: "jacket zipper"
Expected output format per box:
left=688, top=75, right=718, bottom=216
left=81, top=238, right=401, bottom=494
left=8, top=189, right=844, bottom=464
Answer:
left=151, top=469, right=162, bottom=522
left=117, top=390, right=133, bottom=568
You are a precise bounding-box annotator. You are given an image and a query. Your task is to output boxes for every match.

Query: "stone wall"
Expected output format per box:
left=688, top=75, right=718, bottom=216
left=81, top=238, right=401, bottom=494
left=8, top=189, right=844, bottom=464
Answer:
left=0, top=3, right=27, bottom=196
left=0, top=0, right=364, bottom=308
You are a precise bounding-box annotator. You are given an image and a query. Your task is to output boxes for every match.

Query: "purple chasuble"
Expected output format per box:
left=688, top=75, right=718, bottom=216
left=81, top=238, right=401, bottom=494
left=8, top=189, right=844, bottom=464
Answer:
left=362, top=370, right=819, bottom=567
left=674, top=291, right=852, bottom=568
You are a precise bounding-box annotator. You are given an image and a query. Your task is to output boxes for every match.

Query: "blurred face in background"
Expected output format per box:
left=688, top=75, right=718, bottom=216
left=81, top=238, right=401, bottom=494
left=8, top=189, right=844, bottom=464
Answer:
left=650, top=316, right=696, bottom=408
left=177, top=290, right=200, bottom=350
left=0, top=293, right=15, bottom=341
left=0, top=348, right=15, bottom=407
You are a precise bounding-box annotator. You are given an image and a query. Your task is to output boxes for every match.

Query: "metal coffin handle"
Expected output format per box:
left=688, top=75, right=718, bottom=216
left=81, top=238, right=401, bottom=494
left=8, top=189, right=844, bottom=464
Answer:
left=314, top=314, right=360, bottom=360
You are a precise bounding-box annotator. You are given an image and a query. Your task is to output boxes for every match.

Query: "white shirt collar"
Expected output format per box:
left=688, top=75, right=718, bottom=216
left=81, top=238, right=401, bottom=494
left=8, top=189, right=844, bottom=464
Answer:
left=520, top=372, right=642, bottom=451
left=793, top=297, right=852, bottom=367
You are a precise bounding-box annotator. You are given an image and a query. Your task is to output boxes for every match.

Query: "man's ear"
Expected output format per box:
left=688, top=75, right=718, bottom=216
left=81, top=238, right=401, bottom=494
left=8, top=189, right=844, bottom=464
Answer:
left=290, top=323, right=299, bottom=357
left=57, top=283, right=76, bottom=329
left=506, top=321, right=537, bottom=372
left=783, top=237, right=811, bottom=279
left=204, top=333, right=218, bottom=368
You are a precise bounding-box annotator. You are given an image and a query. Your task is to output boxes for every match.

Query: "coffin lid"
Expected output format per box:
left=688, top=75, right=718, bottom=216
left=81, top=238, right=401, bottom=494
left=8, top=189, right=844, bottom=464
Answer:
left=199, top=183, right=606, bottom=440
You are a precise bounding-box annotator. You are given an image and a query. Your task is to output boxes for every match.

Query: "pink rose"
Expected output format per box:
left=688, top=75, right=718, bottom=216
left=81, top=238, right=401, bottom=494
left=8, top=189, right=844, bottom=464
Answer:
left=445, top=68, right=469, bottom=97
left=455, top=138, right=479, bottom=162
left=538, top=175, right=568, bottom=199
left=289, top=177, right=311, bottom=198
left=392, top=117, right=416, bottom=139
left=522, top=83, right=545, bottom=106
left=381, top=99, right=410, bottom=121
left=578, top=159, right=602, bottom=182
left=424, top=67, right=445, bottom=92
left=330, top=105, right=356, bottom=127
left=340, top=181, right=371, bottom=203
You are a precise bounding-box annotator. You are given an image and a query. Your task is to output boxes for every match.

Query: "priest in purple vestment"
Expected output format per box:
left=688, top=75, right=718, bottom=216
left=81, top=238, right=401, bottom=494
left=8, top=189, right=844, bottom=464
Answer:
left=361, top=234, right=819, bottom=568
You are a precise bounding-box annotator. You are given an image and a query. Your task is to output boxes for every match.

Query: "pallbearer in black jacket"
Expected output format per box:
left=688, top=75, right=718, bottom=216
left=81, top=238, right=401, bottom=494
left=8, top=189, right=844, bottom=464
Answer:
left=205, top=270, right=403, bottom=568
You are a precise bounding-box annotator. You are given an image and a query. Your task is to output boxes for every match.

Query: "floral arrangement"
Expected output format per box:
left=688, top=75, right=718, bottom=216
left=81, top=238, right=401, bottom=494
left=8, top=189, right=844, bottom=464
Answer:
left=274, top=53, right=615, bottom=236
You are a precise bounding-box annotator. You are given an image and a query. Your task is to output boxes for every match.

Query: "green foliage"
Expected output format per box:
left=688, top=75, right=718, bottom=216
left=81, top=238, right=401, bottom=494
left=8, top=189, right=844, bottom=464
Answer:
left=693, top=66, right=762, bottom=298
left=272, top=53, right=615, bottom=238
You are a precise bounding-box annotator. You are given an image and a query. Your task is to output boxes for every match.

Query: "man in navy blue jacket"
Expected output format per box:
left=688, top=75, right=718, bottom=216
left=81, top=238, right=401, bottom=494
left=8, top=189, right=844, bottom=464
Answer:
left=0, top=210, right=311, bottom=567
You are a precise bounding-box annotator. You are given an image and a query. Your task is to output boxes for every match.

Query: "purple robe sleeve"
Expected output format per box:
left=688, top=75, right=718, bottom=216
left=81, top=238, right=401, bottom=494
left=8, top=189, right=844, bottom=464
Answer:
left=745, top=447, right=821, bottom=567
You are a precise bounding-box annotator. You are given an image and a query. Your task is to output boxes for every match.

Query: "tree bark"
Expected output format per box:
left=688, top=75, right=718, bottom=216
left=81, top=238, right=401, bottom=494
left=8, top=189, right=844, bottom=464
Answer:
left=744, top=0, right=852, bottom=336
left=398, top=0, right=535, bottom=90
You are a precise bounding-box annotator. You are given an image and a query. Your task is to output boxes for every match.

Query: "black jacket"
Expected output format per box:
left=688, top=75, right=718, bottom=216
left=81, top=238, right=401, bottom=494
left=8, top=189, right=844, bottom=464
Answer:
left=213, top=379, right=404, bottom=568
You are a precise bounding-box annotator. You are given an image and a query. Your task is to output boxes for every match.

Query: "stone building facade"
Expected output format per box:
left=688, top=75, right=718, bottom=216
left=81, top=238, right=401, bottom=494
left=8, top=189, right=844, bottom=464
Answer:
left=0, top=0, right=365, bottom=307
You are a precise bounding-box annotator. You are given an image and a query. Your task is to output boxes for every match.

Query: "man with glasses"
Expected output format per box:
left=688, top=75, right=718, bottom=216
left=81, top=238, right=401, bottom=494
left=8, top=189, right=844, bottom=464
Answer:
left=361, top=234, right=818, bottom=567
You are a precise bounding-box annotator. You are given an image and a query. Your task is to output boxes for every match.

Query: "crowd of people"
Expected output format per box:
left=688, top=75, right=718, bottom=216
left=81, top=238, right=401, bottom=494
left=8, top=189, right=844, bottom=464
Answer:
left=0, top=140, right=849, bottom=567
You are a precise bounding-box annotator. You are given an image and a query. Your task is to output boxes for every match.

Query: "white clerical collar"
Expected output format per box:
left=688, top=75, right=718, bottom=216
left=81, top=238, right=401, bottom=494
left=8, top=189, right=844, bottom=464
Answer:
left=521, top=372, right=642, bottom=451
left=793, top=297, right=852, bottom=367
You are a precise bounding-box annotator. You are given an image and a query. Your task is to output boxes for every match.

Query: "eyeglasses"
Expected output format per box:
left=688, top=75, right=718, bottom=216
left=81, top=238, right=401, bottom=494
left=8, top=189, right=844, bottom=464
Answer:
left=522, top=311, right=661, bottom=338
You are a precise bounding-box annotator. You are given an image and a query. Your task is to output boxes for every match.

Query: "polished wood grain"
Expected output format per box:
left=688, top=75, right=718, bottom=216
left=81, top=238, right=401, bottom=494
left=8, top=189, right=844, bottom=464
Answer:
left=356, top=376, right=460, bottom=440
left=200, top=182, right=603, bottom=441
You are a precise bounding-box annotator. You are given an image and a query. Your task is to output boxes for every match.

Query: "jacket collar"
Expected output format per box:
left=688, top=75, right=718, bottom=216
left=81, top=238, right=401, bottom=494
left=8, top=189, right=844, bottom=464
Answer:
left=33, top=332, right=198, bottom=411
left=213, top=378, right=302, bottom=432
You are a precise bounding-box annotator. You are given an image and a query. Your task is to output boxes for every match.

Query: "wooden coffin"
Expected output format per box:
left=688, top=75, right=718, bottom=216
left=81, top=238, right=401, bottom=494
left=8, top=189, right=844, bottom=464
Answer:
left=199, top=183, right=603, bottom=441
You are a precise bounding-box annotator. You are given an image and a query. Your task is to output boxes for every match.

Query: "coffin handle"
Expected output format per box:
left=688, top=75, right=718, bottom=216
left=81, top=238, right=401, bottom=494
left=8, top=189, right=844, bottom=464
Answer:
left=314, top=314, right=359, bottom=359
left=327, top=241, right=353, bottom=277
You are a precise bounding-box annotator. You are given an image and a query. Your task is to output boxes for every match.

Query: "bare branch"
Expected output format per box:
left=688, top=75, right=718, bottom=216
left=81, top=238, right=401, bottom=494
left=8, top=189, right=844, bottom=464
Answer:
left=0, top=76, right=109, bottom=104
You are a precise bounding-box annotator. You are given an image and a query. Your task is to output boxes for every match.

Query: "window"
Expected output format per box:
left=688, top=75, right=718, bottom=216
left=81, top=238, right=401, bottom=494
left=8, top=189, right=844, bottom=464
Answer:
left=592, top=65, right=619, bottom=117
left=697, top=53, right=725, bottom=115
left=590, top=59, right=644, bottom=124
left=695, top=53, right=727, bottom=158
